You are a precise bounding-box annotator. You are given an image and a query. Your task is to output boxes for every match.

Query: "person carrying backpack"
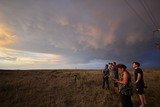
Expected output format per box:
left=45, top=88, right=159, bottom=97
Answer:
left=114, top=64, right=133, bottom=107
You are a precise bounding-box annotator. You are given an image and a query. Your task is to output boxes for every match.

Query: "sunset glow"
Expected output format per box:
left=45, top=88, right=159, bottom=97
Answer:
left=0, top=0, right=159, bottom=69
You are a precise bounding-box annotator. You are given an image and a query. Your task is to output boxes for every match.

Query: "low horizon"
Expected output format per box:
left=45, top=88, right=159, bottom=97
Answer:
left=1, top=67, right=160, bottom=71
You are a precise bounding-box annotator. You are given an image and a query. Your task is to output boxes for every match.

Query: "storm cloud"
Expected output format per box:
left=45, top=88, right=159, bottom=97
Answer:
left=0, top=0, right=160, bottom=69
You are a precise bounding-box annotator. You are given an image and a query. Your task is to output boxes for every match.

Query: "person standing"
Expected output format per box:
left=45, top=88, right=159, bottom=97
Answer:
left=114, top=64, right=133, bottom=107
left=108, top=63, right=113, bottom=72
left=133, top=62, right=147, bottom=107
left=102, top=64, right=110, bottom=89
left=113, top=62, right=119, bottom=93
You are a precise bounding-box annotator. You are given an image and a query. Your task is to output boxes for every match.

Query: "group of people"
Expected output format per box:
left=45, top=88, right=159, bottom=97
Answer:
left=102, top=62, right=147, bottom=107
left=102, top=62, right=119, bottom=91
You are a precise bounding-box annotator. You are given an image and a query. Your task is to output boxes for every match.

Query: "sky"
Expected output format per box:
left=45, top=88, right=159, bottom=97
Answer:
left=0, top=0, right=160, bottom=69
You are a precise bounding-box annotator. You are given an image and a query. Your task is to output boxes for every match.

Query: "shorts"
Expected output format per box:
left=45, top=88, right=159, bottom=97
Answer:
left=136, top=87, right=144, bottom=95
left=136, top=83, right=145, bottom=95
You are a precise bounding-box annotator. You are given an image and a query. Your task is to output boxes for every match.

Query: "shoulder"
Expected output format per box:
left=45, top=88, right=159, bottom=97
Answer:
left=137, top=68, right=143, bottom=73
left=124, top=71, right=129, bottom=76
left=123, top=71, right=129, bottom=78
left=137, top=68, right=142, bottom=72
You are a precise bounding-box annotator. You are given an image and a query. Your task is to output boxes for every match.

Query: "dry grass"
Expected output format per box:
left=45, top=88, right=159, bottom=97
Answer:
left=0, top=69, right=160, bottom=107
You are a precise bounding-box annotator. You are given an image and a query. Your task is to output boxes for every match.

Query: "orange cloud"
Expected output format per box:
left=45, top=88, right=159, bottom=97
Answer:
left=103, top=18, right=122, bottom=46
left=55, top=15, right=69, bottom=26
left=0, top=25, right=16, bottom=47
left=0, top=48, right=62, bottom=65
left=74, top=23, right=102, bottom=49
left=75, top=18, right=122, bottom=49
left=75, top=23, right=101, bottom=37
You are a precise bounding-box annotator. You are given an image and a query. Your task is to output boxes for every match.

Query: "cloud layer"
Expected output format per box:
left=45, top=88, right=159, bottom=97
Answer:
left=0, top=0, right=160, bottom=69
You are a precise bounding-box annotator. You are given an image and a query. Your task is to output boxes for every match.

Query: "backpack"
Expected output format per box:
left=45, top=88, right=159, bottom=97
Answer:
left=120, top=71, right=133, bottom=96
left=120, top=84, right=133, bottom=96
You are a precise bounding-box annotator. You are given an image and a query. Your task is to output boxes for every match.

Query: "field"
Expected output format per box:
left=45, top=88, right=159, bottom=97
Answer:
left=0, top=69, right=160, bottom=107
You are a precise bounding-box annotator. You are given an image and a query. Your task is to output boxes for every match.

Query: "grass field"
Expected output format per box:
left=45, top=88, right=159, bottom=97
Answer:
left=0, top=69, right=160, bottom=107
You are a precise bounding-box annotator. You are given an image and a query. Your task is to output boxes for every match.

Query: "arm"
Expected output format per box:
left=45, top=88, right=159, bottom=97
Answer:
left=135, top=73, right=141, bottom=83
left=116, top=72, right=128, bottom=85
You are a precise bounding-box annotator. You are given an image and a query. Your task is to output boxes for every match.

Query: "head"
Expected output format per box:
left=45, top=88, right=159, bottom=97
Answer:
left=116, top=64, right=127, bottom=73
left=105, top=64, right=108, bottom=68
left=113, top=62, right=116, bottom=65
left=133, top=62, right=140, bottom=69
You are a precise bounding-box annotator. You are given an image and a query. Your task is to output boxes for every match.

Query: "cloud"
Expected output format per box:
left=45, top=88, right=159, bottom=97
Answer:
left=55, top=15, right=69, bottom=26
left=74, top=23, right=102, bottom=49
left=0, top=25, right=16, bottom=47
left=0, top=0, right=159, bottom=69
left=75, top=23, right=101, bottom=37
left=0, top=48, right=62, bottom=68
left=71, top=17, right=122, bottom=50
left=0, top=56, right=17, bottom=61
left=125, top=31, right=150, bottom=46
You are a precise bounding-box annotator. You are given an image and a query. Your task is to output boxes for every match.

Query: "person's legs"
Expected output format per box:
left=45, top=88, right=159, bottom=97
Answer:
left=106, top=77, right=110, bottom=89
left=137, top=87, right=146, bottom=106
left=120, top=94, right=126, bottom=107
left=102, top=77, right=105, bottom=89
left=120, top=94, right=133, bottom=107
left=139, top=95, right=145, bottom=106
left=127, top=96, right=133, bottom=107
left=142, top=94, right=147, bottom=105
